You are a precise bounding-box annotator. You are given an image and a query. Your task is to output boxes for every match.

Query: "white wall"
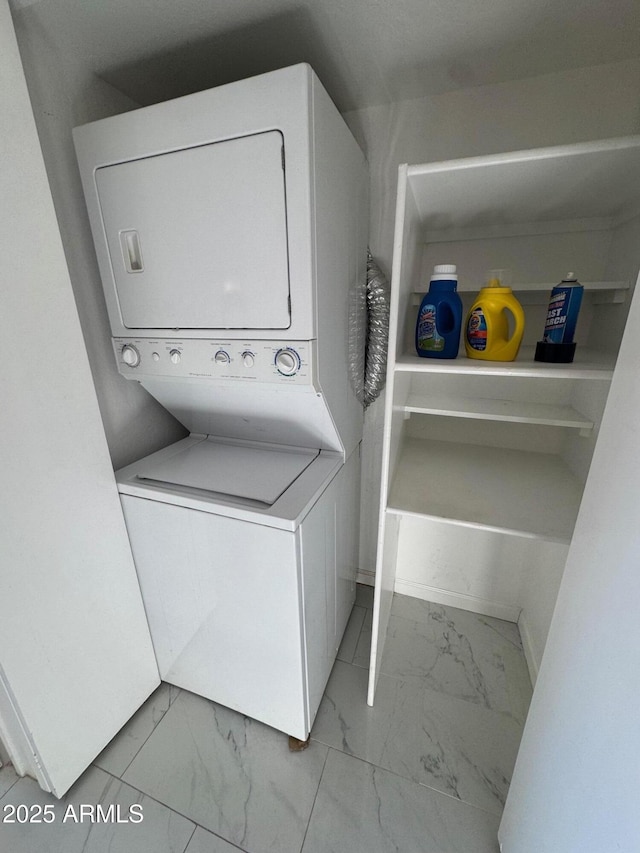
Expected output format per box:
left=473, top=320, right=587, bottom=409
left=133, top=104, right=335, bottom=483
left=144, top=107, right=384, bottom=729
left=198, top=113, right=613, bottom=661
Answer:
left=498, top=271, right=640, bottom=851
left=0, top=0, right=160, bottom=795
left=12, top=7, right=186, bottom=470
left=343, top=58, right=640, bottom=574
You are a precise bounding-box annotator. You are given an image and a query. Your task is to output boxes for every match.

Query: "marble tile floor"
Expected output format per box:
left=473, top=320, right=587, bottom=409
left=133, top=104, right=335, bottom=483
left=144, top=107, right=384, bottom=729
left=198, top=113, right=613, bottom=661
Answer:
left=0, top=585, right=532, bottom=853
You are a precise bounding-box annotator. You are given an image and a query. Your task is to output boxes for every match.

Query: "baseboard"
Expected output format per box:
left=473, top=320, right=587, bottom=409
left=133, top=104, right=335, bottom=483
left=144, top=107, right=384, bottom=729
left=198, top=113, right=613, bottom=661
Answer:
left=356, top=568, right=375, bottom=586
left=393, top=576, right=521, bottom=623
left=517, top=609, right=540, bottom=686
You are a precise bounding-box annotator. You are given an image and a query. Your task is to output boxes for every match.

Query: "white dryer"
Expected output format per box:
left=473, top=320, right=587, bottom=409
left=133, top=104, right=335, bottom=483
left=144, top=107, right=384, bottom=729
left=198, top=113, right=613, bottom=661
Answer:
left=73, top=64, right=368, bottom=740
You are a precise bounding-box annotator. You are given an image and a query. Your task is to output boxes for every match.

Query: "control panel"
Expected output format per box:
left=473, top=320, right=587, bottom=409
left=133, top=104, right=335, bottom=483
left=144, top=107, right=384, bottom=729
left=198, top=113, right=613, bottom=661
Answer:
left=113, top=338, right=314, bottom=385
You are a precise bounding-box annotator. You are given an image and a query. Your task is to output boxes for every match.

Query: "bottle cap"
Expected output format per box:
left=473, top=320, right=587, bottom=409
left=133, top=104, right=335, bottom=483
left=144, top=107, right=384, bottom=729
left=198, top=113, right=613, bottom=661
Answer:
left=486, top=268, right=511, bottom=288
left=431, top=264, right=457, bottom=282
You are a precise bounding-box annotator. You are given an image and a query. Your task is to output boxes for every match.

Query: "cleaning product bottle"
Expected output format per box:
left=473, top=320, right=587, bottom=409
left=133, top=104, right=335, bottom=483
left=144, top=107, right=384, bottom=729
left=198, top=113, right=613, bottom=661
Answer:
left=534, top=273, right=584, bottom=363
left=415, top=264, right=463, bottom=359
left=465, top=270, right=525, bottom=362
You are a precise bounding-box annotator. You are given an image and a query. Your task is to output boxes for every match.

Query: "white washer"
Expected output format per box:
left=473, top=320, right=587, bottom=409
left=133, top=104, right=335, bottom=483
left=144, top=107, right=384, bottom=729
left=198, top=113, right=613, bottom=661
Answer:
left=116, top=436, right=359, bottom=739
left=73, top=64, right=368, bottom=739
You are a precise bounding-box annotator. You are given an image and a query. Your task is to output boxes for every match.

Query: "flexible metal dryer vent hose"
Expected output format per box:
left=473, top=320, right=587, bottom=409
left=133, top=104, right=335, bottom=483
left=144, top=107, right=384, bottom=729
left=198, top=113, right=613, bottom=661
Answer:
left=349, top=250, right=391, bottom=409
left=363, top=251, right=391, bottom=407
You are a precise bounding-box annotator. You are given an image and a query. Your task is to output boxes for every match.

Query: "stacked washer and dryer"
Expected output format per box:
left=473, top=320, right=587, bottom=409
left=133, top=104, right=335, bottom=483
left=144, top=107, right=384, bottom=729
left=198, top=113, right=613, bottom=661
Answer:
left=74, top=65, right=368, bottom=741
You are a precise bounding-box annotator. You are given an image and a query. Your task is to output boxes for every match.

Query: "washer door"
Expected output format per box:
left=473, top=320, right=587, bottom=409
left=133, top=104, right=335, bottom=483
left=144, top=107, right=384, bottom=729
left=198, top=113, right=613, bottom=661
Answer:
left=95, top=131, right=290, bottom=331
left=137, top=438, right=318, bottom=506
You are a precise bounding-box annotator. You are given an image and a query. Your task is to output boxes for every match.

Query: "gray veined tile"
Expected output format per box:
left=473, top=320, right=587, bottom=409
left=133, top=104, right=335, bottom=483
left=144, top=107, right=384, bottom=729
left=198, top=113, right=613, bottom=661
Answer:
left=95, top=682, right=180, bottom=777
left=123, top=689, right=328, bottom=853
left=0, top=765, right=195, bottom=853
left=301, top=749, right=500, bottom=853
left=312, top=661, right=521, bottom=815
left=391, top=596, right=523, bottom=655
left=376, top=613, right=507, bottom=710
left=354, top=597, right=532, bottom=724
left=379, top=680, right=520, bottom=814
left=336, top=605, right=367, bottom=664
left=474, top=613, right=523, bottom=651
left=185, top=826, right=246, bottom=853
left=0, top=763, right=19, bottom=799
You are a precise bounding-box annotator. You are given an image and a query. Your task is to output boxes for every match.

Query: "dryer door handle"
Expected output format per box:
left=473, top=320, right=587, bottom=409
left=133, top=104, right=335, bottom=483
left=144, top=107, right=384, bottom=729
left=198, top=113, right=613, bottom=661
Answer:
left=119, top=229, right=144, bottom=273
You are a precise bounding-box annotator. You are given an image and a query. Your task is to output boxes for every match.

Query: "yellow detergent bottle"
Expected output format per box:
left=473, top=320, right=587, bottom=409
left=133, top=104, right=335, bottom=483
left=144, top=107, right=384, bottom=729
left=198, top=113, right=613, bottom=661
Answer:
left=465, top=271, right=525, bottom=361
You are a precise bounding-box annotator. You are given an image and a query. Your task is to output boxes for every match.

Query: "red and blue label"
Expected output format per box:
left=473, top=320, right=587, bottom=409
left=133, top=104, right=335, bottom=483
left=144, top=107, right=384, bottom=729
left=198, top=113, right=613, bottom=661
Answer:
left=467, top=308, right=487, bottom=351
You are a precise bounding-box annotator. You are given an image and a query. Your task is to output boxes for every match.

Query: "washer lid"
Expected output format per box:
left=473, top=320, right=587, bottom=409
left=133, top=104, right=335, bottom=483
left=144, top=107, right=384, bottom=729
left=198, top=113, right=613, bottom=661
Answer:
left=137, top=439, right=319, bottom=506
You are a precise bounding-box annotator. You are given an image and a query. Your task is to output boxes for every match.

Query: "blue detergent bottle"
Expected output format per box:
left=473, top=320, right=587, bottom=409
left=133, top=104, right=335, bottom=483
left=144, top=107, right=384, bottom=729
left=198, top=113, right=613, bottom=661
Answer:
left=415, top=264, right=463, bottom=358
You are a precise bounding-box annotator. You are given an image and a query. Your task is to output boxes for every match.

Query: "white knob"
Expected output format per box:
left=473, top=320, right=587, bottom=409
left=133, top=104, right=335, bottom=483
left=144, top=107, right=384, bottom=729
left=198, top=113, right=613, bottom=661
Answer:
left=242, top=352, right=255, bottom=368
left=121, top=345, right=140, bottom=367
left=275, top=349, right=299, bottom=375
left=169, top=349, right=181, bottom=364
left=215, top=350, right=230, bottom=364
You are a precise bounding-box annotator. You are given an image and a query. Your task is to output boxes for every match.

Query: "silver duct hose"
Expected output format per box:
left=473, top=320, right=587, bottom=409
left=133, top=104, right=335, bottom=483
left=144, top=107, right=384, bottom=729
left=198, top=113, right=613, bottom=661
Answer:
left=349, top=250, right=391, bottom=408
left=363, top=250, right=390, bottom=408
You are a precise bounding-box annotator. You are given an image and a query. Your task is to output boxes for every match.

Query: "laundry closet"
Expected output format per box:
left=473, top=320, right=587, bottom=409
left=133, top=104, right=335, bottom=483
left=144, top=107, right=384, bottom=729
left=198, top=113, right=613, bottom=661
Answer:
left=368, top=138, right=640, bottom=698
left=4, top=4, right=640, bottom=840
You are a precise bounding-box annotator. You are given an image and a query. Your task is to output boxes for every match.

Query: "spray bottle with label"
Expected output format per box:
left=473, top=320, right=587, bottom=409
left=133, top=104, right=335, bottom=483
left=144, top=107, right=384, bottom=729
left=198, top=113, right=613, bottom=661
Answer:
left=465, top=270, right=525, bottom=362
left=534, top=273, right=584, bottom=363
left=415, top=264, right=463, bottom=359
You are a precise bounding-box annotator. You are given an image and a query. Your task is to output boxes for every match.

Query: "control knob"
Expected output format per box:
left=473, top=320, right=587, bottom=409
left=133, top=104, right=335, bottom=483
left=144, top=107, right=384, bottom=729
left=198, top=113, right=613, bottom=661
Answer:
left=121, top=344, right=140, bottom=368
left=275, top=348, right=300, bottom=376
left=214, top=350, right=230, bottom=364
left=242, top=351, right=255, bottom=368
left=169, top=349, right=181, bottom=364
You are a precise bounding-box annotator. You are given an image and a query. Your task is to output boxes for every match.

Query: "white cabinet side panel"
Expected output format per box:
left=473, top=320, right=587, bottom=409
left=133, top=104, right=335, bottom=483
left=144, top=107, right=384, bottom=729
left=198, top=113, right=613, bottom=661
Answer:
left=335, top=450, right=360, bottom=646
left=517, top=539, right=569, bottom=683
left=301, top=453, right=359, bottom=727
left=300, top=491, right=333, bottom=726
left=0, top=4, right=159, bottom=797
left=312, top=74, right=368, bottom=458
left=368, top=167, right=420, bottom=704
left=499, top=268, right=640, bottom=852
left=367, top=513, right=400, bottom=705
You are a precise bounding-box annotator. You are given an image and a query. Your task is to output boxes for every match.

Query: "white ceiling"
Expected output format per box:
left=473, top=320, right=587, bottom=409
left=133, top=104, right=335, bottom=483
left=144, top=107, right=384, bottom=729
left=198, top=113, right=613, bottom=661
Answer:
left=10, top=0, right=640, bottom=112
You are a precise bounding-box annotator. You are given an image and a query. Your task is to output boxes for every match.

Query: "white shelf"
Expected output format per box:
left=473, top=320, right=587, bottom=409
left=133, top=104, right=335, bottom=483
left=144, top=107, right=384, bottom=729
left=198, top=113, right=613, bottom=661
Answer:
left=387, top=438, right=583, bottom=542
left=407, top=137, right=640, bottom=228
left=413, top=281, right=629, bottom=305
left=510, top=280, right=627, bottom=295
left=395, top=347, right=616, bottom=380
left=402, top=394, right=593, bottom=431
